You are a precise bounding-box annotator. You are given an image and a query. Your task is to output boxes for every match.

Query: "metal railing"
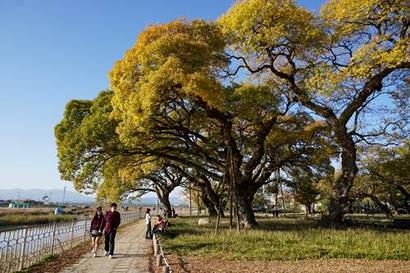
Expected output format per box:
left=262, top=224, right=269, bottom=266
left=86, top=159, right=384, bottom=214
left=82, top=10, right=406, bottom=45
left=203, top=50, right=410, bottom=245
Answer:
left=0, top=211, right=143, bottom=273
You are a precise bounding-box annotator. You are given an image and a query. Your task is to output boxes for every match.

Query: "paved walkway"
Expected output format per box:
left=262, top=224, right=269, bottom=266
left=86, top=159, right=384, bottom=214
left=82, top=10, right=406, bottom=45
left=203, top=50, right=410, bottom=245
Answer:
left=61, top=220, right=151, bottom=273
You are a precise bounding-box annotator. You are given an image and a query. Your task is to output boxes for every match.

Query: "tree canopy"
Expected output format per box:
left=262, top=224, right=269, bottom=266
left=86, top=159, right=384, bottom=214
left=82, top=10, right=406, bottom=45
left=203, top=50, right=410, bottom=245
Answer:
left=56, top=0, right=409, bottom=227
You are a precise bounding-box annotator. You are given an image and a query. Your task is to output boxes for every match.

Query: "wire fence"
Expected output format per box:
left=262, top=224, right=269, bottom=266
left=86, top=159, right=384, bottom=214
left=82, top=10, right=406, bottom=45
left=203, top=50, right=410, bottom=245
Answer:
left=0, top=211, right=143, bottom=273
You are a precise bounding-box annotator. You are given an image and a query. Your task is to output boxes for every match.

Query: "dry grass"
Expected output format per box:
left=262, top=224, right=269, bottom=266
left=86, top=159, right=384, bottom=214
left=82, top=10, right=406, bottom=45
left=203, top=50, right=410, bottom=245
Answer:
left=162, top=216, right=410, bottom=273
left=166, top=255, right=410, bottom=273
left=0, top=207, right=94, bottom=217
left=14, top=240, right=92, bottom=273
left=0, top=207, right=96, bottom=227
left=163, top=217, right=410, bottom=261
left=0, top=214, right=77, bottom=226
left=0, top=208, right=54, bottom=216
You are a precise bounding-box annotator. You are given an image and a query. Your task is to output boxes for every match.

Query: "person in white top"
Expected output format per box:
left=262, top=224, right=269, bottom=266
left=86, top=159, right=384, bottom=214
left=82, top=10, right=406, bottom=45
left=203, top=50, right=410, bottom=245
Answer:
left=145, top=208, right=152, bottom=239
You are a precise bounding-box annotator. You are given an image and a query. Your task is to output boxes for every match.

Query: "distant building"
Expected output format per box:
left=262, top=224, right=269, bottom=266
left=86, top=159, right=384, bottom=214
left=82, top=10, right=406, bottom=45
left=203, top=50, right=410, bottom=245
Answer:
left=7, top=199, right=44, bottom=208
left=0, top=200, right=9, bottom=207
left=9, top=200, right=30, bottom=208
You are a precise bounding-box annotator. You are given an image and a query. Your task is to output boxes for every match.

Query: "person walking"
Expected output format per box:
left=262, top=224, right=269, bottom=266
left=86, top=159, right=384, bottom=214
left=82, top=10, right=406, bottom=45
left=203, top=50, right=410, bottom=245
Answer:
left=103, top=203, right=121, bottom=259
left=90, top=206, right=104, bottom=257
left=145, top=208, right=152, bottom=239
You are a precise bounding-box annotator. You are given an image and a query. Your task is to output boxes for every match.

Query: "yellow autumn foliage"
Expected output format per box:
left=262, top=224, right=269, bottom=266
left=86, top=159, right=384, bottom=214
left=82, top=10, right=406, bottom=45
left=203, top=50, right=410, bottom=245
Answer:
left=321, top=0, right=409, bottom=38
left=109, top=19, right=227, bottom=145
left=219, top=0, right=326, bottom=56
left=219, top=0, right=409, bottom=96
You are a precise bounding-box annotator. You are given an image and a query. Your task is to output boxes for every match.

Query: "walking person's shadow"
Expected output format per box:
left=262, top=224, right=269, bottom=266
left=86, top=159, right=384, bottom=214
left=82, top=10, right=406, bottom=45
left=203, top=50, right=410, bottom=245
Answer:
left=110, top=253, right=149, bottom=259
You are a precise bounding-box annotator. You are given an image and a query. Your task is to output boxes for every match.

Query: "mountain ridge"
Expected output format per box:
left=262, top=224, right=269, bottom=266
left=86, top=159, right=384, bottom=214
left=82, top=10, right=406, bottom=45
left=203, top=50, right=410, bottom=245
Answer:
left=0, top=188, right=186, bottom=205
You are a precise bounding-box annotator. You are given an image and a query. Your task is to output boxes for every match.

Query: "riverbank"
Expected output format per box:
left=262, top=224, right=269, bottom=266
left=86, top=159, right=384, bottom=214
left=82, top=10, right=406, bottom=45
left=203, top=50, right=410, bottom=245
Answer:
left=0, top=207, right=93, bottom=228
left=0, top=214, right=77, bottom=227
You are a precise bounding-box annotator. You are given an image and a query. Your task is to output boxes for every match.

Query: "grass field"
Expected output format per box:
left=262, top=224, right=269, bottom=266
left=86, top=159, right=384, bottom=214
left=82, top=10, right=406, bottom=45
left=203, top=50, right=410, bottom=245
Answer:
left=0, top=214, right=77, bottom=226
left=162, top=216, right=410, bottom=261
left=0, top=208, right=55, bottom=216
left=0, top=207, right=93, bottom=227
left=0, top=207, right=93, bottom=217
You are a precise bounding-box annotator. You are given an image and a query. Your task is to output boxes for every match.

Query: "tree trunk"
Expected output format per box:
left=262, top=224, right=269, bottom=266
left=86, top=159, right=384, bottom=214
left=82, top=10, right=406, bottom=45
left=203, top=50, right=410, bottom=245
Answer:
left=305, top=203, right=312, bottom=217
left=236, top=183, right=258, bottom=228
left=392, top=183, right=410, bottom=213
left=201, top=194, right=218, bottom=217
left=367, top=194, right=392, bottom=217
left=198, top=177, right=225, bottom=217
left=157, top=190, right=172, bottom=218
left=237, top=194, right=257, bottom=228
left=326, top=130, right=357, bottom=226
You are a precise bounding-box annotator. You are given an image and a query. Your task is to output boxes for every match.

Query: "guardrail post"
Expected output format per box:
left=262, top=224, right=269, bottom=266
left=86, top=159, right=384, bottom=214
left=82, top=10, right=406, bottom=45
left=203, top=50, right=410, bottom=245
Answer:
left=83, top=219, right=88, bottom=240
left=153, top=237, right=156, bottom=253
left=156, top=255, right=163, bottom=267
left=4, top=230, right=12, bottom=273
left=153, top=237, right=159, bottom=256
left=51, top=222, right=57, bottom=255
left=69, top=221, right=75, bottom=248
left=18, top=227, right=29, bottom=271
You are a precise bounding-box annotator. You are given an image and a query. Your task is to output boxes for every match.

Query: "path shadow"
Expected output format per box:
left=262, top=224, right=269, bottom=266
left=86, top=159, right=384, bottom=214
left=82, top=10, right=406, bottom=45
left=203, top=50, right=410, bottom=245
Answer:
left=111, top=253, right=149, bottom=259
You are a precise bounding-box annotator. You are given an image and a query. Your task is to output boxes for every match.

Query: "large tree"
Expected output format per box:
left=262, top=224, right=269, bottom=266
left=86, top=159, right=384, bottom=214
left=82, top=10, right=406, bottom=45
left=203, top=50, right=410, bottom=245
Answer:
left=55, top=91, right=186, bottom=208
left=55, top=91, right=122, bottom=194
left=108, top=19, right=334, bottom=227
left=218, top=0, right=409, bottom=224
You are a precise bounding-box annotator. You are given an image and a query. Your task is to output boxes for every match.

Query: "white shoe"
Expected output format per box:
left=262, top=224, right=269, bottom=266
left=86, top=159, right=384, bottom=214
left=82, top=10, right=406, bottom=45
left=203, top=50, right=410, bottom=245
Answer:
left=104, top=251, right=109, bottom=256
left=109, top=255, right=113, bottom=259
left=93, top=252, right=97, bottom=257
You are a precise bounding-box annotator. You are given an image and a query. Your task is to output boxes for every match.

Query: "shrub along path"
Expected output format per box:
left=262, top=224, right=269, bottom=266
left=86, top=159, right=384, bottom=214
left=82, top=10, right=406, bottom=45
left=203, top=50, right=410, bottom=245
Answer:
left=60, top=220, right=151, bottom=273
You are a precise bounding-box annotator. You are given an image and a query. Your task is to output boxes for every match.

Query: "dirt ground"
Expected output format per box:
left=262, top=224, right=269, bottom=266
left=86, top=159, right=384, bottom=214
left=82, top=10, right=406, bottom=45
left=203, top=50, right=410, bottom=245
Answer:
left=165, top=254, right=410, bottom=273
left=20, top=240, right=91, bottom=273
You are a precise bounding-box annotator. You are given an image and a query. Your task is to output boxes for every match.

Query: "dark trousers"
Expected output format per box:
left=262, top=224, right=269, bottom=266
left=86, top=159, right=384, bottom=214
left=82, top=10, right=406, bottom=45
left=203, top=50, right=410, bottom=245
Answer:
left=104, top=230, right=116, bottom=255
left=145, top=223, right=152, bottom=239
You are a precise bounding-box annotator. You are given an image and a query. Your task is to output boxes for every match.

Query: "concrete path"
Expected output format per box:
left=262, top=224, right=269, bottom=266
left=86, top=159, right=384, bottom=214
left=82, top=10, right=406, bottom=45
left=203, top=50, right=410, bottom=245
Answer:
left=60, top=220, right=151, bottom=273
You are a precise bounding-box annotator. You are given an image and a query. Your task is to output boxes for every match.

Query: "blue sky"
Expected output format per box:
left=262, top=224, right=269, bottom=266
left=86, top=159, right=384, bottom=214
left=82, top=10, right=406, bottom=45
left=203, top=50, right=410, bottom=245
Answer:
left=0, top=0, right=325, bottom=191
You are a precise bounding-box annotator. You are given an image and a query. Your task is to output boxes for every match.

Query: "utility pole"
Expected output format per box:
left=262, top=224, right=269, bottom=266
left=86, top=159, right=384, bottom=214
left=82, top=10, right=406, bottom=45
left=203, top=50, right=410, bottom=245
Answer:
left=189, top=181, right=192, bottom=217
left=278, top=168, right=286, bottom=215
left=229, top=147, right=233, bottom=229
left=196, top=179, right=200, bottom=216
left=62, top=186, right=66, bottom=204
left=228, top=146, right=240, bottom=232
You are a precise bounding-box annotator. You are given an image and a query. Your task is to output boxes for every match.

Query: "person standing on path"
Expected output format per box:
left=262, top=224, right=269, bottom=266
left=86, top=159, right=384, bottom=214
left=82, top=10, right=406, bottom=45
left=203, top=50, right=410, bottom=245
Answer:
left=90, top=206, right=104, bottom=257
left=145, top=208, right=152, bottom=239
left=103, top=203, right=121, bottom=259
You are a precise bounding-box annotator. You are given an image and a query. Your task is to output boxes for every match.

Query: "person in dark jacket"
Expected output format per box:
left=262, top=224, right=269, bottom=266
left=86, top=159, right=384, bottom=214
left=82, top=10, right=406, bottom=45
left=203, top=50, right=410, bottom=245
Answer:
left=90, top=206, right=104, bottom=257
left=103, top=203, right=121, bottom=258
